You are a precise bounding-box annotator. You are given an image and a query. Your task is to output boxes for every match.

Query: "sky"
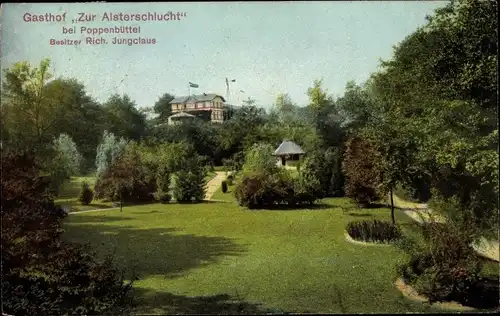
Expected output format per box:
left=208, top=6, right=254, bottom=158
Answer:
left=0, top=1, right=448, bottom=109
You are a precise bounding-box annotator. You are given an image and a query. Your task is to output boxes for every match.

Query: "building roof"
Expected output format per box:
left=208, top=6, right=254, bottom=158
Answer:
left=169, top=93, right=226, bottom=104
left=169, top=111, right=196, bottom=118
left=273, top=140, right=305, bottom=156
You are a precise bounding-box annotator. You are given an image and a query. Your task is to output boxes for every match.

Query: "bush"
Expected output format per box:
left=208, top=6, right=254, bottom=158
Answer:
left=396, top=220, right=484, bottom=306
left=346, top=220, right=402, bottom=243
left=1, top=151, right=134, bottom=316
left=153, top=191, right=172, bottom=204
left=172, top=157, right=207, bottom=203
left=94, top=143, right=157, bottom=204
left=78, top=181, right=94, bottom=205
left=226, top=174, right=234, bottom=185
left=234, top=171, right=317, bottom=209
left=221, top=180, right=228, bottom=193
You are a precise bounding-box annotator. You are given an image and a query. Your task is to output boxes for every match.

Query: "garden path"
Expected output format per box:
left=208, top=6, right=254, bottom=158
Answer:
left=392, top=194, right=499, bottom=262
left=205, top=171, right=226, bottom=200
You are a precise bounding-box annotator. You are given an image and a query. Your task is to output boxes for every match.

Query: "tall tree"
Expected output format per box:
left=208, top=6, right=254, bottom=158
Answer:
left=153, top=93, right=175, bottom=121
left=103, top=94, right=146, bottom=141
left=95, top=130, right=128, bottom=178
left=43, top=78, right=108, bottom=171
left=349, top=0, right=498, bottom=233
left=49, top=134, right=83, bottom=194
left=306, top=79, right=344, bottom=148
left=1, top=59, right=55, bottom=158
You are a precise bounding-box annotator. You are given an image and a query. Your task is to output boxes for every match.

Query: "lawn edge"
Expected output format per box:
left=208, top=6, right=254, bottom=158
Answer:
left=343, top=231, right=394, bottom=247
left=394, top=278, right=476, bottom=312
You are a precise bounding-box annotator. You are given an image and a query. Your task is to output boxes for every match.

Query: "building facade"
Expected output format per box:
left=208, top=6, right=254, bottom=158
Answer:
left=169, top=93, right=231, bottom=123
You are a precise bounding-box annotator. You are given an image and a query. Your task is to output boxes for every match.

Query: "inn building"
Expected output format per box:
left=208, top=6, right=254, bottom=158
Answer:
left=168, top=93, right=233, bottom=124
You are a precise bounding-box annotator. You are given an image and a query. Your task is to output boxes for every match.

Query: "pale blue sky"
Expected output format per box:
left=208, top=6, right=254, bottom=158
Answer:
left=1, top=1, right=447, bottom=109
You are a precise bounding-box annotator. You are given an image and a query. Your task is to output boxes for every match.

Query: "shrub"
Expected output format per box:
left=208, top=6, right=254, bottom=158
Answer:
left=78, top=181, right=94, bottom=205
left=153, top=191, right=172, bottom=204
left=94, top=143, right=157, bottom=204
left=1, top=151, right=134, bottom=316
left=396, top=220, right=484, bottom=306
left=234, top=171, right=317, bottom=209
left=346, top=220, right=402, bottom=243
left=342, top=137, right=384, bottom=206
left=226, top=174, right=234, bottom=185
left=172, top=157, right=207, bottom=203
left=221, top=180, right=228, bottom=193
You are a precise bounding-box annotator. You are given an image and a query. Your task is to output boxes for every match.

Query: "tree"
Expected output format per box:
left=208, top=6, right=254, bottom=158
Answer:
left=153, top=93, right=175, bottom=121
left=336, top=80, right=375, bottom=135
left=1, top=58, right=56, bottom=159
left=241, top=143, right=278, bottom=175
left=273, top=93, right=297, bottom=126
left=95, top=130, right=128, bottom=178
left=49, top=133, right=83, bottom=195
left=1, top=150, right=134, bottom=315
left=96, top=141, right=157, bottom=207
left=342, top=137, right=384, bottom=207
left=215, top=105, right=268, bottom=161
left=172, top=155, right=207, bottom=203
left=242, top=96, right=256, bottom=106
left=103, top=94, right=147, bottom=141
left=307, top=79, right=330, bottom=111
left=2, top=61, right=108, bottom=172
left=42, top=78, right=108, bottom=172
left=306, top=79, right=344, bottom=148
left=361, top=0, right=498, bottom=232
left=78, top=181, right=94, bottom=205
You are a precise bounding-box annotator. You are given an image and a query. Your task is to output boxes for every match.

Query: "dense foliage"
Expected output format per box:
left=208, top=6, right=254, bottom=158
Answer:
left=48, top=133, right=83, bottom=195
left=95, top=130, right=128, bottom=179
left=299, top=147, right=345, bottom=198
left=1, top=0, right=497, bottom=309
left=396, top=220, right=484, bottom=306
left=234, top=171, right=316, bottom=209
left=172, top=156, right=207, bottom=203
left=1, top=151, right=134, bottom=316
left=95, top=142, right=156, bottom=203
left=346, top=220, right=402, bottom=243
left=342, top=137, right=384, bottom=206
left=241, top=143, right=279, bottom=175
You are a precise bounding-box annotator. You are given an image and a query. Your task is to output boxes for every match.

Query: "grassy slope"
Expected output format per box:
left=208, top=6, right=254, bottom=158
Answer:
left=63, top=197, right=451, bottom=314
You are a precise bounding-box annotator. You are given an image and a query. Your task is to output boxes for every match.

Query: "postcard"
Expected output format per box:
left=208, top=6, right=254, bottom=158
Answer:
left=1, top=1, right=498, bottom=315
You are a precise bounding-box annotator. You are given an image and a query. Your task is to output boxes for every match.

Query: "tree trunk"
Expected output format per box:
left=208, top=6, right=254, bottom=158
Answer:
left=390, top=186, right=395, bottom=225
left=120, top=189, right=123, bottom=212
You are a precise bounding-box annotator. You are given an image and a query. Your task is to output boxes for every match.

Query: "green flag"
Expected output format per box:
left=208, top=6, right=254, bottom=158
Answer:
left=189, top=82, right=199, bottom=88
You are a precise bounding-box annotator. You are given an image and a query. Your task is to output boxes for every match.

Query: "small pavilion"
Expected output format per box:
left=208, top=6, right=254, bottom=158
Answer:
left=168, top=111, right=196, bottom=125
left=273, top=140, right=306, bottom=168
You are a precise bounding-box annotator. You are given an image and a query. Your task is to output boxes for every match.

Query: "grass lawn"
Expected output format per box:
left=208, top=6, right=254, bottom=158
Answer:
left=63, top=197, right=459, bottom=314
left=55, top=176, right=114, bottom=212
left=211, top=173, right=238, bottom=202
